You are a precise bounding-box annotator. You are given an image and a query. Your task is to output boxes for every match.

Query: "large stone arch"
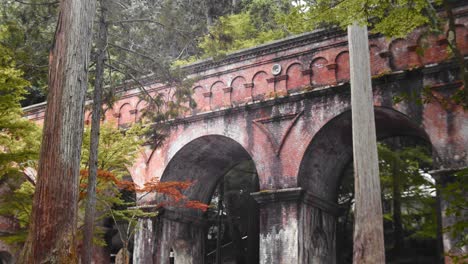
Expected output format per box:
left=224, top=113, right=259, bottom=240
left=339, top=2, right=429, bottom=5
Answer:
left=140, top=115, right=276, bottom=191
left=296, top=106, right=433, bottom=263
left=148, top=135, right=260, bottom=264
left=298, top=106, right=431, bottom=201
left=161, top=135, right=256, bottom=203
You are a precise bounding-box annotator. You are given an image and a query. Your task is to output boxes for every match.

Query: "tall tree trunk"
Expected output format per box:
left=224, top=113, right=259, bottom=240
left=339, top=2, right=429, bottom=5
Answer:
left=18, top=0, right=96, bottom=263
left=348, top=24, right=386, bottom=264
left=392, top=156, right=403, bottom=262
left=81, top=0, right=108, bottom=262
left=205, top=0, right=214, bottom=28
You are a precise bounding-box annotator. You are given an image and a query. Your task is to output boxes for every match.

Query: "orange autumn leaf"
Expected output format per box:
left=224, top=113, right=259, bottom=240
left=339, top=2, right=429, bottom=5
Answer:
left=79, top=169, right=208, bottom=212
left=185, top=200, right=209, bottom=212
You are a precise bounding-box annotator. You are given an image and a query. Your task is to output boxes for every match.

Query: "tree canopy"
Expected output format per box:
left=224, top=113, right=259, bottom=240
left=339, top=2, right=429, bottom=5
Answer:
left=0, top=25, right=40, bottom=184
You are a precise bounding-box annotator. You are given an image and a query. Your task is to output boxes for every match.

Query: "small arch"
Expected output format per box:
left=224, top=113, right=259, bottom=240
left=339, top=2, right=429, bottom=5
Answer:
left=310, top=57, right=329, bottom=87
left=252, top=71, right=269, bottom=101
left=417, top=33, right=448, bottom=64
left=158, top=87, right=176, bottom=113
left=118, top=103, right=133, bottom=127
left=335, top=51, right=350, bottom=83
left=192, top=85, right=208, bottom=113
left=85, top=111, right=92, bottom=125
left=286, top=62, right=306, bottom=91
left=135, top=99, right=148, bottom=122
left=389, top=38, right=419, bottom=70
left=369, top=44, right=390, bottom=76
left=454, top=24, right=468, bottom=55
left=210, top=81, right=226, bottom=110
left=103, top=107, right=117, bottom=126
left=231, top=76, right=248, bottom=105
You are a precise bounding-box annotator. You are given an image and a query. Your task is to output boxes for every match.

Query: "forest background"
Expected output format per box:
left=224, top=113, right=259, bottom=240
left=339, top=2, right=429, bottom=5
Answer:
left=0, top=0, right=466, bottom=263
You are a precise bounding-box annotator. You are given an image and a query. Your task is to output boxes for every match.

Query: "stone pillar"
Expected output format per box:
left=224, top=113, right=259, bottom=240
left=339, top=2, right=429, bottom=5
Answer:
left=432, top=168, right=468, bottom=263
left=153, top=210, right=206, bottom=264
left=251, top=188, right=339, bottom=264
left=133, top=217, right=156, bottom=264
left=299, top=192, right=339, bottom=264
left=252, top=188, right=301, bottom=264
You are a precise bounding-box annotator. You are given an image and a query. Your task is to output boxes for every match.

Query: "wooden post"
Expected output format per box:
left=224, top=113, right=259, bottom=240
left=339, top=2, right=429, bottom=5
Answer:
left=348, top=23, right=386, bottom=263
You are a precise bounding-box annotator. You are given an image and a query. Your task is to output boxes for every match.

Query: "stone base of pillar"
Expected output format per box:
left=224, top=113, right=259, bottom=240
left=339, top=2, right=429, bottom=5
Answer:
left=153, top=209, right=206, bottom=264
left=133, top=218, right=155, bottom=264
left=251, top=187, right=340, bottom=264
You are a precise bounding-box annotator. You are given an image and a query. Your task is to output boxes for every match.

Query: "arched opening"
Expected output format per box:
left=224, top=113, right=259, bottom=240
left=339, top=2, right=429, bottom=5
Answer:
left=158, top=135, right=260, bottom=264
left=298, top=107, right=443, bottom=263
left=205, top=160, right=259, bottom=264
left=0, top=251, right=12, bottom=264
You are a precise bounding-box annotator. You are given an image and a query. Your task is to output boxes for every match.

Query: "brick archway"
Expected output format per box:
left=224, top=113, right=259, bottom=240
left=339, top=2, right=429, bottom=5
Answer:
left=296, top=107, right=433, bottom=263
left=150, top=135, right=260, bottom=264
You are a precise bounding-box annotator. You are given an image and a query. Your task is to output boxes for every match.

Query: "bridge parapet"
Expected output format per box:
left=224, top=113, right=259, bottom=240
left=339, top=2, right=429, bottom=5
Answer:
left=23, top=4, right=468, bottom=127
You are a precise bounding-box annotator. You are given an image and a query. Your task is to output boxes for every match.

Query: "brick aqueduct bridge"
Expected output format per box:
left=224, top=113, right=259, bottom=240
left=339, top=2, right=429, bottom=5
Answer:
left=22, top=6, right=468, bottom=264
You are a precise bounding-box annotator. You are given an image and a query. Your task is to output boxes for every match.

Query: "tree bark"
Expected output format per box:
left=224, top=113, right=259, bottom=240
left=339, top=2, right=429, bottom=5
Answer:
left=81, top=0, right=108, bottom=262
left=18, top=0, right=96, bottom=262
left=348, top=23, right=386, bottom=264
left=392, top=155, right=403, bottom=262
left=205, top=0, right=214, bottom=28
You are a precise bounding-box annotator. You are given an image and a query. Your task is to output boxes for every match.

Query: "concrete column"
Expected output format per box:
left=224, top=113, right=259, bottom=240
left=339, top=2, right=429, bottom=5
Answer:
left=252, top=188, right=301, bottom=264
left=133, top=217, right=156, bottom=264
left=299, top=192, right=339, bottom=264
left=252, top=188, right=339, bottom=264
left=153, top=210, right=206, bottom=264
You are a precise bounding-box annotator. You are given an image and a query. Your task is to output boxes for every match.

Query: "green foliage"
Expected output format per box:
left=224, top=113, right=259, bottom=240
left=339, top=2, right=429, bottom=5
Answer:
left=378, top=142, right=437, bottom=239
left=0, top=0, right=57, bottom=105
left=0, top=122, right=149, bottom=246
left=0, top=181, right=34, bottom=244
left=440, top=168, right=468, bottom=250
left=291, top=0, right=440, bottom=38
left=199, top=13, right=259, bottom=58
left=0, top=26, right=40, bottom=183
left=0, top=27, right=40, bottom=246
left=81, top=123, right=147, bottom=177
left=184, top=0, right=291, bottom=61
left=192, top=0, right=449, bottom=59
left=79, top=122, right=149, bottom=246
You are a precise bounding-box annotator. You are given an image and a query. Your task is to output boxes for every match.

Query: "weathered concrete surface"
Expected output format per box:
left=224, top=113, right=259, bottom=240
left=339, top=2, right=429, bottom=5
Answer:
left=152, top=212, right=206, bottom=264
left=252, top=188, right=301, bottom=264
left=133, top=218, right=154, bottom=264
left=22, top=4, right=468, bottom=263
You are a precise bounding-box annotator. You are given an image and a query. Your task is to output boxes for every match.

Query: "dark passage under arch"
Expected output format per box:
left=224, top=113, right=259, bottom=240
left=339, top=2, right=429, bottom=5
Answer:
left=156, top=135, right=260, bottom=264
left=297, top=107, right=436, bottom=263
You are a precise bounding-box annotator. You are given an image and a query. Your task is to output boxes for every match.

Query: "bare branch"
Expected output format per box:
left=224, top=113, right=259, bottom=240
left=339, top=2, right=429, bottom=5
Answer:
left=108, top=42, right=156, bottom=62
left=107, top=43, right=174, bottom=84
left=104, top=62, right=160, bottom=111
left=13, top=0, right=58, bottom=5
left=109, top=19, right=191, bottom=36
